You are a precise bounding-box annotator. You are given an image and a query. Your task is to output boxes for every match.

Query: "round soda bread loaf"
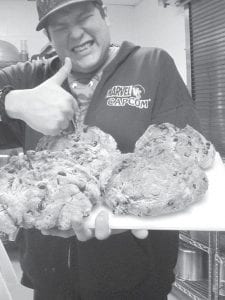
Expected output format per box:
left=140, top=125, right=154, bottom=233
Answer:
left=103, top=123, right=215, bottom=217
left=0, top=126, right=120, bottom=236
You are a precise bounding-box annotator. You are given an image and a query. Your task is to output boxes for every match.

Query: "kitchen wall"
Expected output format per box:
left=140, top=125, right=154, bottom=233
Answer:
left=0, top=0, right=186, bottom=80
left=133, top=0, right=187, bottom=82
left=0, top=1, right=47, bottom=57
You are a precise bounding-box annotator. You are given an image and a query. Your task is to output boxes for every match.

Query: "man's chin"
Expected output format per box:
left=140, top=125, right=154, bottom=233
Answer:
left=72, top=62, right=103, bottom=75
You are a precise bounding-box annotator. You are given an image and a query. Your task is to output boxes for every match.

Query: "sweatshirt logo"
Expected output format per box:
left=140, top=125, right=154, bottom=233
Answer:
left=106, top=85, right=151, bottom=109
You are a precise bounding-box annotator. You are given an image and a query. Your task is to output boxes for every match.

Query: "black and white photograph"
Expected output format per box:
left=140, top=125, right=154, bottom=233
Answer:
left=0, top=0, right=225, bottom=299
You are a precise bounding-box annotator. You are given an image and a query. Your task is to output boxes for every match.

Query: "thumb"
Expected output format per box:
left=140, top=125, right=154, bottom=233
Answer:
left=50, top=57, right=72, bottom=85
left=131, top=229, right=149, bottom=239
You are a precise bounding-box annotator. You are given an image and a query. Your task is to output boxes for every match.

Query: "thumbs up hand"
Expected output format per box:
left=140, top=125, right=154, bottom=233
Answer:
left=5, top=57, right=79, bottom=136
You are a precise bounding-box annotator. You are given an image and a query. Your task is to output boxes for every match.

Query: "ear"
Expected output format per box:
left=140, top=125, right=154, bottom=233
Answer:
left=43, top=29, right=48, bottom=37
left=43, top=28, right=51, bottom=41
left=103, top=5, right=110, bottom=26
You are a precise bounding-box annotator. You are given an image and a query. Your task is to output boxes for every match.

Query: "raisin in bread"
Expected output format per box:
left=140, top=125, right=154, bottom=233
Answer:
left=103, top=151, right=208, bottom=216
left=135, top=123, right=215, bottom=169
left=103, top=123, right=215, bottom=217
left=0, top=127, right=121, bottom=235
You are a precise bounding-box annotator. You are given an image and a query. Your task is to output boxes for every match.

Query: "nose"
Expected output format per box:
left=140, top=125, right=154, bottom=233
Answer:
left=69, top=25, right=84, bottom=41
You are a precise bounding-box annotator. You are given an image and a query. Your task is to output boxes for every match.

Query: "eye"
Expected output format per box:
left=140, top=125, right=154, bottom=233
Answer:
left=79, top=14, right=94, bottom=23
left=51, top=24, right=67, bottom=33
left=55, top=26, right=66, bottom=32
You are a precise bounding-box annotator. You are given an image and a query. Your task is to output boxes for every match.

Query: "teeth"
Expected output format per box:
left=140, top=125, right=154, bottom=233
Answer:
left=73, top=42, right=92, bottom=53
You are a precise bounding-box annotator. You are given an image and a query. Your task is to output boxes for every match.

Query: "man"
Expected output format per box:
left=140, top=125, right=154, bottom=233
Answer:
left=0, top=0, right=201, bottom=299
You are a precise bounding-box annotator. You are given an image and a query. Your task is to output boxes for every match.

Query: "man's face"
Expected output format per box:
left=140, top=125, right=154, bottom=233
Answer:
left=47, top=2, right=111, bottom=74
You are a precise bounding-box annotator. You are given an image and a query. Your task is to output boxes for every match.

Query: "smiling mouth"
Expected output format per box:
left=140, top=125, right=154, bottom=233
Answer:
left=72, top=41, right=94, bottom=54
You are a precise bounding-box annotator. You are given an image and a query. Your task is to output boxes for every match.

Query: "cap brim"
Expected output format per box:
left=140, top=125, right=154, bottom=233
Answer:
left=36, top=0, right=102, bottom=31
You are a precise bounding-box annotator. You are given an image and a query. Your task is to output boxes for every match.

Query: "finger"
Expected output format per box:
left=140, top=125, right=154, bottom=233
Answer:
left=64, top=109, right=75, bottom=121
left=50, top=57, right=72, bottom=85
left=45, top=128, right=61, bottom=136
left=95, top=211, right=111, bottom=240
left=72, top=219, right=93, bottom=242
left=59, top=119, right=70, bottom=130
left=131, top=229, right=149, bottom=239
left=41, top=125, right=62, bottom=136
left=61, top=98, right=78, bottom=119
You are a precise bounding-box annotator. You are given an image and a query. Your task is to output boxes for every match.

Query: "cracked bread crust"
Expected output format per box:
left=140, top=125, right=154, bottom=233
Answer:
left=135, top=123, right=215, bottom=169
left=103, top=123, right=215, bottom=217
left=36, top=126, right=118, bottom=153
left=36, top=126, right=121, bottom=188
left=0, top=150, right=98, bottom=232
left=0, top=127, right=121, bottom=234
left=103, top=151, right=208, bottom=217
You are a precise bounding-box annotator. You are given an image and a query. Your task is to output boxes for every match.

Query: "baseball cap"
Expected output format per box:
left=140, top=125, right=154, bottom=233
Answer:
left=36, top=0, right=103, bottom=31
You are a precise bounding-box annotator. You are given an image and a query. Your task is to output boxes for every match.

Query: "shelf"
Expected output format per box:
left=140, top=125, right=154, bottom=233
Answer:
left=215, top=253, right=225, bottom=264
left=178, top=232, right=216, bottom=299
left=175, top=278, right=209, bottom=300
left=179, top=233, right=210, bottom=253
